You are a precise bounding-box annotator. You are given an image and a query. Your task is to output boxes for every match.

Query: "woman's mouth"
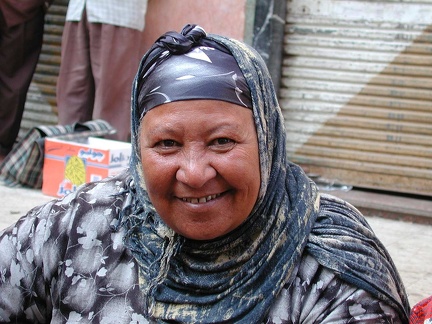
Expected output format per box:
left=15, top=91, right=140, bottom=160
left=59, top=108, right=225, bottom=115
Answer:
left=181, top=193, right=221, bottom=204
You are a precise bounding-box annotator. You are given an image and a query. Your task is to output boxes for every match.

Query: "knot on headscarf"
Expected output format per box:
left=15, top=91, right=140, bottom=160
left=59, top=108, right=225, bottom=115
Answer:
left=134, top=24, right=252, bottom=118
left=152, top=24, right=207, bottom=55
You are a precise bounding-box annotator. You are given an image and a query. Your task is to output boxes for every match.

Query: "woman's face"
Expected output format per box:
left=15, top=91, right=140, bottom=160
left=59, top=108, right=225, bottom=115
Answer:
left=140, top=100, right=260, bottom=240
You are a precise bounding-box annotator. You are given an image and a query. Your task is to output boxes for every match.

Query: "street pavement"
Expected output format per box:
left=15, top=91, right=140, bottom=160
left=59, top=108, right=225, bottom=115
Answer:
left=0, top=182, right=431, bottom=308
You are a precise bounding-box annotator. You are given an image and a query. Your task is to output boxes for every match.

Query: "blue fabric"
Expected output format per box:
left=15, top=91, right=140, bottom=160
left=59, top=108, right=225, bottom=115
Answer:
left=124, top=24, right=409, bottom=322
left=307, top=194, right=410, bottom=320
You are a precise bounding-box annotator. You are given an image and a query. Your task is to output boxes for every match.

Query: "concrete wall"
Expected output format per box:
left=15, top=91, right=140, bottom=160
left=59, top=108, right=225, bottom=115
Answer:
left=142, top=0, right=248, bottom=51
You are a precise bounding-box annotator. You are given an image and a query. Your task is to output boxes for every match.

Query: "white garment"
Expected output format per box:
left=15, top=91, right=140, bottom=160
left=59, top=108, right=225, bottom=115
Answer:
left=66, top=0, right=147, bottom=31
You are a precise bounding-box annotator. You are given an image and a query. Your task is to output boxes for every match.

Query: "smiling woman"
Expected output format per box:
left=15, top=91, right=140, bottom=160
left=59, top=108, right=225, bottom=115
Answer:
left=140, top=100, right=260, bottom=240
left=0, top=24, right=410, bottom=323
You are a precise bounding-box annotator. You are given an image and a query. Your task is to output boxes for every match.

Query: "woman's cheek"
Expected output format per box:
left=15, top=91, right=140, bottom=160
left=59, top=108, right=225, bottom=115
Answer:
left=142, top=152, right=176, bottom=184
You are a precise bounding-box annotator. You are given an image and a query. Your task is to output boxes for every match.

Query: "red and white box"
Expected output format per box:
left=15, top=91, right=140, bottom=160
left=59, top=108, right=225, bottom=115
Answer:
left=42, top=137, right=131, bottom=197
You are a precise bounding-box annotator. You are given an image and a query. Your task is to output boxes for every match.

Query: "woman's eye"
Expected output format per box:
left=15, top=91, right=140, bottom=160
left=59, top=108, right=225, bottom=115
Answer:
left=213, top=138, right=234, bottom=146
left=158, top=139, right=177, bottom=148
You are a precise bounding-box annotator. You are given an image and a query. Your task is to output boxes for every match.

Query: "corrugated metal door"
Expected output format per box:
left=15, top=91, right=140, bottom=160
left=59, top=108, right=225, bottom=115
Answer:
left=281, top=0, right=432, bottom=197
left=20, top=0, right=68, bottom=135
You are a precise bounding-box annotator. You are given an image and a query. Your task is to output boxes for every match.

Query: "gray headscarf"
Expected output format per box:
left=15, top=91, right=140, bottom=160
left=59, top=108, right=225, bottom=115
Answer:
left=123, top=24, right=409, bottom=322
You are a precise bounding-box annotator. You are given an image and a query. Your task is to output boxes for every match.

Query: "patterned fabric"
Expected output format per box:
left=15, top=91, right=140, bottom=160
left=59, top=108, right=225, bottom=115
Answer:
left=0, top=124, right=74, bottom=188
left=308, top=194, right=411, bottom=319
left=0, top=24, right=410, bottom=323
left=268, top=254, right=402, bottom=323
left=127, top=25, right=410, bottom=322
left=0, top=172, right=402, bottom=323
left=130, top=25, right=319, bottom=322
left=138, top=37, right=252, bottom=114
left=410, top=295, right=432, bottom=324
left=0, top=120, right=115, bottom=188
left=65, top=0, right=148, bottom=31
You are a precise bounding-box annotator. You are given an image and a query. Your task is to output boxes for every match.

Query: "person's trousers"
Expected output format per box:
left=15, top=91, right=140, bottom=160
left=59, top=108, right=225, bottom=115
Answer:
left=56, top=10, right=145, bottom=142
left=0, top=8, right=44, bottom=155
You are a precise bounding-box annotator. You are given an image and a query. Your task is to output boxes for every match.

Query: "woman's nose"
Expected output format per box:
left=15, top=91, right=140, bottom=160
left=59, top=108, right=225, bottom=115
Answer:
left=176, top=149, right=217, bottom=188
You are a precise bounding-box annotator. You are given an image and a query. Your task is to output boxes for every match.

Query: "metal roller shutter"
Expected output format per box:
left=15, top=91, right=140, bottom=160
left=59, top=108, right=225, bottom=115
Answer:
left=281, top=0, right=432, bottom=197
left=20, top=0, right=68, bottom=135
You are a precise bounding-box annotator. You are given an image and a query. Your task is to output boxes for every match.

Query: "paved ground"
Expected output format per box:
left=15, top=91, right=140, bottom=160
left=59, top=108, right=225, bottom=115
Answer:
left=0, top=183, right=431, bottom=308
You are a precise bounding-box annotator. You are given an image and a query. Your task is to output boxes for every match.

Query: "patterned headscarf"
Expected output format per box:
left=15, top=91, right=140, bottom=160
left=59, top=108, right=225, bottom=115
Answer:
left=137, top=40, right=252, bottom=116
left=124, top=24, right=409, bottom=322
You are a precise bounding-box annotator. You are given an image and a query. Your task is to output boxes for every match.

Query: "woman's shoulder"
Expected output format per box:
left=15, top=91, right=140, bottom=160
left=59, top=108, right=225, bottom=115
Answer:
left=307, top=192, right=410, bottom=321
left=0, top=171, right=140, bottom=322
left=1, top=170, right=134, bottom=247
left=316, top=192, right=372, bottom=229
left=46, top=170, right=134, bottom=230
left=319, top=192, right=362, bottom=216
left=267, top=253, right=404, bottom=323
left=53, top=170, right=132, bottom=213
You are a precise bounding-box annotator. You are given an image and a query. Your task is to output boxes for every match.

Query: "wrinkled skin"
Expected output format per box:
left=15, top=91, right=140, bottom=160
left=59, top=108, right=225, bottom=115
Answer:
left=140, top=100, right=261, bottom=240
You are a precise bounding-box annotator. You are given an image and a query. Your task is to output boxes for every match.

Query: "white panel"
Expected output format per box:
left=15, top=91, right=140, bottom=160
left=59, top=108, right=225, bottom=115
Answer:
left=288, top=0, right=432, bottom=24
left=282, top=0, right=432, bottom=196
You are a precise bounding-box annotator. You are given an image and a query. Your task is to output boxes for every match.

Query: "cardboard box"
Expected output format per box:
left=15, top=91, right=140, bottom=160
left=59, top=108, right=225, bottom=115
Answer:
left=42, top=137, right=131, bottom=197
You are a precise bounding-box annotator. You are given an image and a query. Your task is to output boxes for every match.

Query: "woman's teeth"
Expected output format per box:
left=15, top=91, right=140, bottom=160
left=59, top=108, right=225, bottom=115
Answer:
left=182, top=193, right=221, bottom=204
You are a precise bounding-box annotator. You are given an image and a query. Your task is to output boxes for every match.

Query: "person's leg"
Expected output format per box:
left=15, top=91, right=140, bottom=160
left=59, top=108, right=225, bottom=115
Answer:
left=0, top=8, right=44, bottom=157
left=56, top=10, right=95, bottom=126
left=89, top=23, right=144, bottom=141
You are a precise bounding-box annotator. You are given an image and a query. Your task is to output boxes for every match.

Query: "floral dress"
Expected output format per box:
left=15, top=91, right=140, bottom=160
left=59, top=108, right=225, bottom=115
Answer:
left=0, top=174, right=403, bottom=323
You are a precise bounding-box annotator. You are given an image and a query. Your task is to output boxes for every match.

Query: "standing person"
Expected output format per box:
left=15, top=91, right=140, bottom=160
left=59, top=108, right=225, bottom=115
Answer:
left=0, top=25, right=410, bottom=322
left=56, top=1, right=148, bottom=142
left=0, top=0, right=53, bottom=162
